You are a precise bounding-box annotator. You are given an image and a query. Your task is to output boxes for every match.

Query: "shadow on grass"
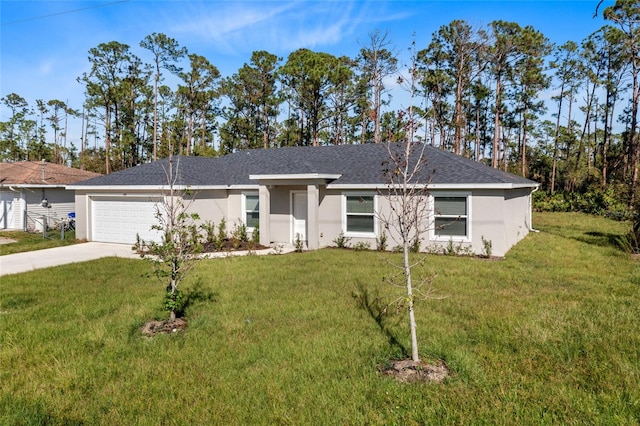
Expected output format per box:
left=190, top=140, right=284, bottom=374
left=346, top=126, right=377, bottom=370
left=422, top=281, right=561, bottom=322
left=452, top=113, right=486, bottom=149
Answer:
left=352, top=282, right=408, bottom=359
left=582, top=231, right=628, bottom=250
left=542, top=227, right=630, bottom=252
left=177, top=279, right=218, bottom=318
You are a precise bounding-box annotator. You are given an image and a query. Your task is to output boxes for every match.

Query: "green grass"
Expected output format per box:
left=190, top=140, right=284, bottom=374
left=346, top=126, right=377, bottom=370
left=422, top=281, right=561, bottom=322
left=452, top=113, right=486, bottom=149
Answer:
left=0, top=230, right=78, bottom=255
left=1, top=212, right=639, bottom=424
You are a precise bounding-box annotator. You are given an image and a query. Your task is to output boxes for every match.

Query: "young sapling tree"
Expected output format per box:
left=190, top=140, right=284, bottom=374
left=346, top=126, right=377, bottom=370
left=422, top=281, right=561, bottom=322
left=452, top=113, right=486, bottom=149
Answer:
left=379, top=141, right=434, bottom=363
left=135, top=156, right=203, bottom=322
left=378, top=37, right=438, bottom=365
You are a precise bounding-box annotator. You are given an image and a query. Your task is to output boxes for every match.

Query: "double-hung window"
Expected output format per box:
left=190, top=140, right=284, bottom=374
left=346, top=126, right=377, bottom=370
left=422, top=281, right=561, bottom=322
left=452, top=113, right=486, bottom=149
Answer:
left=344, top=193, right=376, bottom=236
left=244, top=194, right=259, bottom=229
left=433, top=195, right=470, bottom=240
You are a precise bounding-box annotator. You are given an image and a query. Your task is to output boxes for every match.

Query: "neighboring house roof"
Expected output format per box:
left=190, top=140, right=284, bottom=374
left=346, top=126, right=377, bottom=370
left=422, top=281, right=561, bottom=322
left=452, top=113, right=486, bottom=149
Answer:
left=0, top=161, right=101, bottom=187
left=70, top=144, right=538, bottom=189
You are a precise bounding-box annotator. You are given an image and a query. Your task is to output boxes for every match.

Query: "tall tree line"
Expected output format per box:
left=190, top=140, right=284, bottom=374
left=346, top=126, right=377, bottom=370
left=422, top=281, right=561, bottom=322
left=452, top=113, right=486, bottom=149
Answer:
left=1, top=0, right=638, bottom=206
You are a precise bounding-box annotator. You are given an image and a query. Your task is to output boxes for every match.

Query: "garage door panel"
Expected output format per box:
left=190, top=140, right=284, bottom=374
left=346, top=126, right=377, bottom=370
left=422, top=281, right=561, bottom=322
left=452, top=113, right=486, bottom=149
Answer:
left=92, top=198, right=162, bottom=244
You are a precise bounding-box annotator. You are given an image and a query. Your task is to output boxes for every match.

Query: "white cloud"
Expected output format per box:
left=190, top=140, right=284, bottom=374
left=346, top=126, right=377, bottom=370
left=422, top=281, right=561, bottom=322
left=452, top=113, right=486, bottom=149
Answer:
left=167, top=1, right=410, bottom=56
left=169, top=1, right=298, bottom=54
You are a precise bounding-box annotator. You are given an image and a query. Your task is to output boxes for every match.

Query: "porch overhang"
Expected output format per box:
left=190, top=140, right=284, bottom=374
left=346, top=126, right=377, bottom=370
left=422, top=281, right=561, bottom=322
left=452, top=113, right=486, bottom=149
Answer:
left=252, top=174, right=340, bottom=251
left=249, top=173, right=342, bottom=186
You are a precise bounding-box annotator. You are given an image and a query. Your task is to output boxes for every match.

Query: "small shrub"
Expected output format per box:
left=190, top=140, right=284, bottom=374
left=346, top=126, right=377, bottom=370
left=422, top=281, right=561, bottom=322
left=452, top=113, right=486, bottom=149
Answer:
left=333, top=231, right=351, bottom=249
left=133, top=233, right=143, bottom=253
left=442, top=239, right=472, bottom=256
left=246, top=225, right=259, bottom=254
left=410, top=238, right=421, bottom=253
left=443, top=240, right=456, bottom=256
left=246, top=239, right=256, bottom=255
left=251, top=225, right=260, bottom=245
left=200, top=221, right=216, bottom=244
left=376, top=231, right=388, bottom=251
left=353, top=241, right=371, bottom=251
left=215, top=218, right=227, bottom=250
left=231, top=222, right=248, bottom=243
left=294, top=233, right=304, bottom=252
left=481, top=235, right=493, bottom=258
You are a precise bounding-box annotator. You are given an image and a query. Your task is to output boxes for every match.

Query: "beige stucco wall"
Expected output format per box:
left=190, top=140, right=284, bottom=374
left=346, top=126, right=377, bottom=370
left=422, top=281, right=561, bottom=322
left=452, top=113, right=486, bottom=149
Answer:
left=190, top=189, right=229, bottom=226
left=74, top=191, right=88, bottom=240
left=268, top=186, right=294, bottom=244
left=74, top=184, right=533, bottom=256
left=260, top=185, right=344, bottom=247
left=501, top=187, right=533, bottom=253
left=316, top=187, right=533, bottom=257
left=318, top=189, right=343, bottom=247
left=225, top=191, right=242, bottom=227
left=464, top=190, right=508, bottom=256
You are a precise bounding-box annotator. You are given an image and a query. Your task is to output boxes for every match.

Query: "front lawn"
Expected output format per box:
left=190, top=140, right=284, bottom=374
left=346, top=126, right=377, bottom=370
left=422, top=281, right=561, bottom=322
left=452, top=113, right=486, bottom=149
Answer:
left=0, top=230, right=78, bottom=255
left=1, top=212, right=638, bottom=424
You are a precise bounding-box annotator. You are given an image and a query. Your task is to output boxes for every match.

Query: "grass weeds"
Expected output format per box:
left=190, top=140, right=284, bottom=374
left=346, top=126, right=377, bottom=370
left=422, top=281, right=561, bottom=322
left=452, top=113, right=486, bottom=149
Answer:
left=1, top=212, right=639, bottom=424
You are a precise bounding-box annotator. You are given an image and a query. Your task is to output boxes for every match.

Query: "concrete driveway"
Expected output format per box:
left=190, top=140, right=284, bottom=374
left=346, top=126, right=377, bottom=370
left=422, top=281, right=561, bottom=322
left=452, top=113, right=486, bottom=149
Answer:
left=0, top=242, right=140, bottom=277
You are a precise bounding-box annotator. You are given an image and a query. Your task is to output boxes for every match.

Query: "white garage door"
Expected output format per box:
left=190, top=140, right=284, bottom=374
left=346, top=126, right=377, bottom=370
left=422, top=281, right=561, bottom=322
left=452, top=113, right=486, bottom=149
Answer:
left=92, top=197, right=162, bottom=244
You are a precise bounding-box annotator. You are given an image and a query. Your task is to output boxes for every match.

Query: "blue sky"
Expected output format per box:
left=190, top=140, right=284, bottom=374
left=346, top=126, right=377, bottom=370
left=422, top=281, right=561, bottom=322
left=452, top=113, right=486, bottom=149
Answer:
left=1, top=0, right=614, bottom=130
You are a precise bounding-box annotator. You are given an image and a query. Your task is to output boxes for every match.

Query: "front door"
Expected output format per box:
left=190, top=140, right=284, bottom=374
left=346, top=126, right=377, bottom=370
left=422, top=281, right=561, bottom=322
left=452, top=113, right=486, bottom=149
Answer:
left=292, top=192, right=307, bottom=244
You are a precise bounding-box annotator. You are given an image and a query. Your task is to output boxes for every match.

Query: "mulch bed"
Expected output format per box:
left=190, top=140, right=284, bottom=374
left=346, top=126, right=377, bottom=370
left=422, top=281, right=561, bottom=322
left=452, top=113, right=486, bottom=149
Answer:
left=140, top=318, right=188, bottom=336
left=202, top=240, right=269, bottom=253
left=381, top=359, right=450, bottom=384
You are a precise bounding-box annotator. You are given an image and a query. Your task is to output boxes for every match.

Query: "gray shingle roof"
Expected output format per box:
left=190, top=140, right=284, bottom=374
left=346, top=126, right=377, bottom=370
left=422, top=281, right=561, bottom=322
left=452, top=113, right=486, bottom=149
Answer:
left=72, top=143, right=537, bottom=187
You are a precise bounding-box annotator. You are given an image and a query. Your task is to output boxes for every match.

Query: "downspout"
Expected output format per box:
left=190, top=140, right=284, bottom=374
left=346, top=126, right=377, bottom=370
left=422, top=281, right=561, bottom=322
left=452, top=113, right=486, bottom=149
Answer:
left=528, top=185, right=539, bottom=233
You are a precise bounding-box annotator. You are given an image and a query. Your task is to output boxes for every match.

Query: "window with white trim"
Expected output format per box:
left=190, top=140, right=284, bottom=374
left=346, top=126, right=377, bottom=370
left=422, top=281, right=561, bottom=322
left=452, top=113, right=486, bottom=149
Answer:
left=244, top=194, right=259, bottom=229
left=344, top=193, right=376, bottom=236
left=433, top=196, right=469, bottom=239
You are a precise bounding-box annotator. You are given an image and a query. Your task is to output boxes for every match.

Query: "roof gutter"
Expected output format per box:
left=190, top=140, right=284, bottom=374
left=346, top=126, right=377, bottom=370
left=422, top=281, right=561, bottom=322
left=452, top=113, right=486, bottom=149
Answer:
left=327, top=182, right=539, bottom=190
left=66, top=184, right=234, bottom=191
left=7, top=184, right=67, bottom=189
left=67, top=181, right=539, bottom=191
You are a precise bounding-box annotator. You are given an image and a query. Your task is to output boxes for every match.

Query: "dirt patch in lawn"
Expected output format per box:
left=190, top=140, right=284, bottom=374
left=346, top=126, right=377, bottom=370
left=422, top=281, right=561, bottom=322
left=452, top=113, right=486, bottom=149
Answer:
left=0, top=237, right=17, bottom=245
left=382, top=359, right=450, bottom=384
left=140, top=318, right=188, bottom=336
